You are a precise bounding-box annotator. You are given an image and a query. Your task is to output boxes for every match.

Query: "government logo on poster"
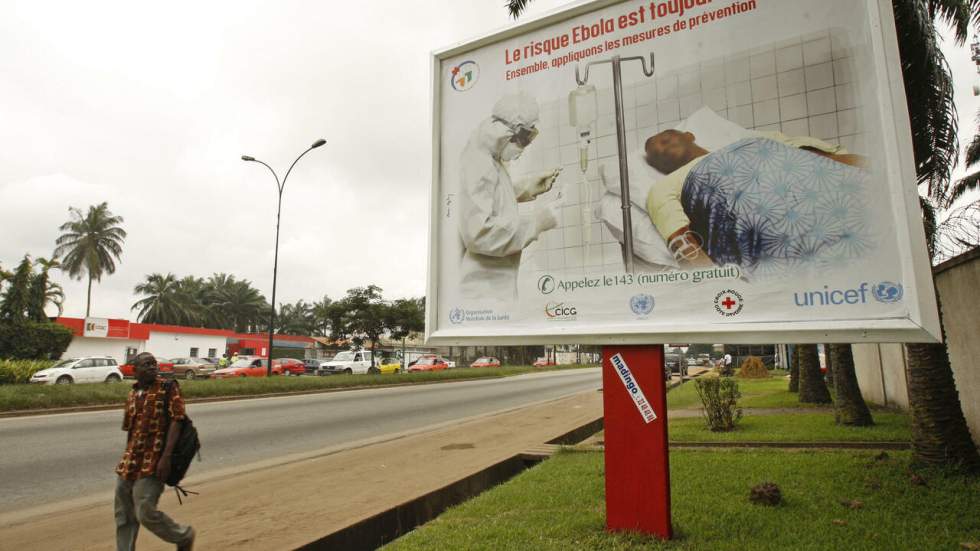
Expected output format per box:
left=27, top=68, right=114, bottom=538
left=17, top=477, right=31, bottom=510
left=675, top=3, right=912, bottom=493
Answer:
left=450, top=61, right=479, bottom=91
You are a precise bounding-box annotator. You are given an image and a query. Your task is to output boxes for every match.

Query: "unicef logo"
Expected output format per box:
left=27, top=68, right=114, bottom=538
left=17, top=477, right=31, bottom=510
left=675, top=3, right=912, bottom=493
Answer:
left=450, top=61, right=479, bottom=92
left=630, top=294, right=655, bottom=316
left=449, top=308, right=465, bottom=324
left=872, top=281, right=903, bottom=303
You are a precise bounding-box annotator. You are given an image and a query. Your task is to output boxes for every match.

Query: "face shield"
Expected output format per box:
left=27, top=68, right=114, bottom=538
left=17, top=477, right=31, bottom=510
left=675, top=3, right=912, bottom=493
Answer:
left=492, top=116, right=539, bottom=148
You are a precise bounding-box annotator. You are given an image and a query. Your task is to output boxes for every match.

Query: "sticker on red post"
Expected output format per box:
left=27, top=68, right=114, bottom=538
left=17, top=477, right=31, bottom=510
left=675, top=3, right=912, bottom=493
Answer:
left=610, top=353, right=658, bottom=423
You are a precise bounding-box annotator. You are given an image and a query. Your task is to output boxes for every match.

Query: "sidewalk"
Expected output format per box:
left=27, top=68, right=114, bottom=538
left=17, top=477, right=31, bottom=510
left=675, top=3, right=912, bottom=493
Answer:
left=0, top=390, right=603, bottom=551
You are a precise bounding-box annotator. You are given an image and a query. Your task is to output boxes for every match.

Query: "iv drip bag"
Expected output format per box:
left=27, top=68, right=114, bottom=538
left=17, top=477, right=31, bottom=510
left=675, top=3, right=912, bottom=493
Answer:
left=568, top=84, right=597, bottom=172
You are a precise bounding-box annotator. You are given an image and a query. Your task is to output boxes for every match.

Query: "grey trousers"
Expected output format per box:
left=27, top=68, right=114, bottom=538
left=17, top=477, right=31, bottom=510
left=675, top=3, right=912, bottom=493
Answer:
left=114, top=476, right=193, bottom=551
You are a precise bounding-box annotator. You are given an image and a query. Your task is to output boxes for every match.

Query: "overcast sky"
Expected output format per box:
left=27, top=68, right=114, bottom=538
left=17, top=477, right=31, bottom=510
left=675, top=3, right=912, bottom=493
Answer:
left=0, top=1, right=976, bottom=320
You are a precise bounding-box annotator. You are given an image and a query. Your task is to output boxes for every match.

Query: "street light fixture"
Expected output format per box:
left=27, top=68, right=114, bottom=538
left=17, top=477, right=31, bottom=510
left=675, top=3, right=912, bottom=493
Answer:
left=241, top=138, right=326, bottom=376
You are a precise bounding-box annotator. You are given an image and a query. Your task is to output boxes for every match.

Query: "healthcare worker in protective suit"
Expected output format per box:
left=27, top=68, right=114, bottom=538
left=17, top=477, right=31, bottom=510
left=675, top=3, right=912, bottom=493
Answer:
left=458, top=93, right=563, bottom=300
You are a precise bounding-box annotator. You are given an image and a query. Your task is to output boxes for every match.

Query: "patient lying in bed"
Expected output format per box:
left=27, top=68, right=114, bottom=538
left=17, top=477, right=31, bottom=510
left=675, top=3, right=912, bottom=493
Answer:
left=643, top=129, right=870, bottom=277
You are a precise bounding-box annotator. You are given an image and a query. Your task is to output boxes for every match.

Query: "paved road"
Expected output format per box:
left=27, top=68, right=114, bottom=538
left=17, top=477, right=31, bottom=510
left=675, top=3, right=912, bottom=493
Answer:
left=0, top=368, right=601, bottom=514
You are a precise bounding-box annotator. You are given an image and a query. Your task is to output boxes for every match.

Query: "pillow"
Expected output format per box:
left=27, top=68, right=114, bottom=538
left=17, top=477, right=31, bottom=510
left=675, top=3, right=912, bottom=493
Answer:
left=675, top=106, right=759, bottom=150
left=596, top=192, right=678, bottom=268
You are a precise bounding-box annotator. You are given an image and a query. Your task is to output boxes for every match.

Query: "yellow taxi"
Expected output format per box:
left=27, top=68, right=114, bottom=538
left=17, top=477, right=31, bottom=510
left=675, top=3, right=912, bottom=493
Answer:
left=375, top=358, right=403, bottom=374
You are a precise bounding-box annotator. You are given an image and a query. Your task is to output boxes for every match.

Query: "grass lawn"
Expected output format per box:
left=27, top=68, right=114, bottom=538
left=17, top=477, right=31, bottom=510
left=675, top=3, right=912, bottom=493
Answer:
left=0, top=364, right=596, bottom=412
left=385, top=450, right=980, bottom=551
left=668, top=374, right=839, bottom=410
left=668, top=412, right=911, bottom=443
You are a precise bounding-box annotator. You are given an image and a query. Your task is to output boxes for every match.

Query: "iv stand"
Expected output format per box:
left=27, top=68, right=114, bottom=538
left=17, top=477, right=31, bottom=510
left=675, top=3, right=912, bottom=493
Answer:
left=575, top=54, right=655, bottom=274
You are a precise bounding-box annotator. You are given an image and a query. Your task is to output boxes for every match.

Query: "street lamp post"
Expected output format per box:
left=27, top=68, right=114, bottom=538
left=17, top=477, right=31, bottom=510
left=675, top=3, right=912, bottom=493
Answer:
left=242, top=138, right=326, bottom=376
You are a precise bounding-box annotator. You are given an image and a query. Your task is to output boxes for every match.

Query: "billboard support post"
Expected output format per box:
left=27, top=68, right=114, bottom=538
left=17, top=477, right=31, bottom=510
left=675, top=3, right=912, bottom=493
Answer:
left=576, top=54, right=654, bottom=274
left=601, top=345, right=671, bottom=539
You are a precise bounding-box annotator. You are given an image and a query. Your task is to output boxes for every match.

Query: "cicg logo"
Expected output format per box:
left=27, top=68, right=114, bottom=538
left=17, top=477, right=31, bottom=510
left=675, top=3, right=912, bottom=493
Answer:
left=545, top=302, right=577, bottom=320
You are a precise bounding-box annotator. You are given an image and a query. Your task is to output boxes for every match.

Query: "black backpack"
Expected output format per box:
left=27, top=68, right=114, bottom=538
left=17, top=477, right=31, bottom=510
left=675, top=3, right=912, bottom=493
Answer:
left=162, top=380, right=201, bottom=503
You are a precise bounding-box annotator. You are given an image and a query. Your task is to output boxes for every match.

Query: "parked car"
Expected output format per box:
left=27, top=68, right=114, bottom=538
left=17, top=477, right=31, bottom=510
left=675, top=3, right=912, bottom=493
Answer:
left=471, top=357, right=501, bottom=368
left=407, top=356, right=449, bottom=372
left=169, top=357, right=217, bottom=380
left=210, top=357, right=283, bottom=379
left=120, top=356, right=175, bottom=378
left=318, top=350, right=374, bottom=375
left=665, top=353, right=683, bottom=376
left=277, top=358, right=306, bottom=376
left=374, top=358, right=403, bottom=374
left=30, top=357, right=125, bottom=385
left=302, top=359, right=322, bottom=374
left=533, top=357, right=556, bottom=367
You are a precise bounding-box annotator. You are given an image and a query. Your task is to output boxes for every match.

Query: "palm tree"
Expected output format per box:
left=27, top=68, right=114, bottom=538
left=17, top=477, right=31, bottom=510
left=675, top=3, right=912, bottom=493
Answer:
left=131, top=273, right=195, bottom=325
left=797, top=344, right=832, bottom=404
left=944, top=111, right=980, bottom=207
left=204, top=274, right=267, bottom=332
left=311, top=296, right=335, bottom=337
left=53, top=202, right=126, bottom=317
left=893, top=0, right=980, bottom=471
left=28, top=256, right=64, bottom=320
left=503, top=0, right=980, bottom=469
left=830, top=344, right=873, bottom=426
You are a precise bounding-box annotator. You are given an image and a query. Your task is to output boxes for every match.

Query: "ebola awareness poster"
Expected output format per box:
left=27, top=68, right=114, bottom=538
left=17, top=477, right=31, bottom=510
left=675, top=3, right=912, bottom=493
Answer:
left=426, top=0, right=941, bottom=345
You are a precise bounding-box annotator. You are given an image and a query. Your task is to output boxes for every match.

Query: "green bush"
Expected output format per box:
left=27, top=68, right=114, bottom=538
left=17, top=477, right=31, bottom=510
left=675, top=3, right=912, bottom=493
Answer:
left=0, top=359, right=56, bottom=384
left=0, top=321, right=74, bottom=360
left=694, top=377, right=742, bottom=432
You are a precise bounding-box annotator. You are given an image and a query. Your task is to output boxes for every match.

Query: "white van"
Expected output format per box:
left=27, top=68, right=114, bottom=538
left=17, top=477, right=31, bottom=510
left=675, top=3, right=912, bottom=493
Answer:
left=318, top=350, right=374, bottom=375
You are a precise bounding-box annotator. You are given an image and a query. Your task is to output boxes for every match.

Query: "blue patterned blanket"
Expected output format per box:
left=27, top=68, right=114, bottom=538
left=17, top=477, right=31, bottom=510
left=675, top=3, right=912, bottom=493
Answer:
left=680, top=138, right=871, bottom=278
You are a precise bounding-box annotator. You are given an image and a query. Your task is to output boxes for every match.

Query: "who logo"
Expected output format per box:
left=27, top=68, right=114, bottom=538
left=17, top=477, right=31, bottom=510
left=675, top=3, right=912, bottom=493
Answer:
left=450, top=61, right=479, bottom=92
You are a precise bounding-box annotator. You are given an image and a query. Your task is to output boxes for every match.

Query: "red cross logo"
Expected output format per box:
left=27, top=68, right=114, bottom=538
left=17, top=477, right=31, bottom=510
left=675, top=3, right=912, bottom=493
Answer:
left=714, top=289, right=744, bottom=316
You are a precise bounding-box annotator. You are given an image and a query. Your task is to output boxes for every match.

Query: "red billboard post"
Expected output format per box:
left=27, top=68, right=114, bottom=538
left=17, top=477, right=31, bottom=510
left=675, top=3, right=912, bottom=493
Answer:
left=601, top=345, right=671, bottom=539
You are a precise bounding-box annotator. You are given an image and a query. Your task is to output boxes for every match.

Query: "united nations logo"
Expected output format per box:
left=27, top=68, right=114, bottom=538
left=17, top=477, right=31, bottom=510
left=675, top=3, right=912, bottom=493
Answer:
left=872, top=281, right=903, bottom=303
left=630, top=294, right=655, bottom=316
left=537, top=274, right=556, bottom=295
left=449, top=307, right=465, bottom=324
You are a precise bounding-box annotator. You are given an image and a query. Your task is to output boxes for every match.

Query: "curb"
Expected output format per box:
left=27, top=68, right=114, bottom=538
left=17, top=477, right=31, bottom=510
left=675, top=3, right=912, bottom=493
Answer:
left=577, top=441, right=910, bottom=451
left=296, top=415, right=604, bottom=550
left=0, top=369, right=598, bottom=419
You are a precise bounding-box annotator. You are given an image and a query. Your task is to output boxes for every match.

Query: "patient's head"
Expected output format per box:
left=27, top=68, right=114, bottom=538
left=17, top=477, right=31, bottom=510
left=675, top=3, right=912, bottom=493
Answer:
left=645, top=129, right=699, bottom=174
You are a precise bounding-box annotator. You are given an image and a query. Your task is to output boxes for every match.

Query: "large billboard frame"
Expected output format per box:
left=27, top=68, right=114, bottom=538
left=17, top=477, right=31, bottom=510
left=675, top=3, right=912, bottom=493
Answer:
left=425, top=0, right=941, bottom=346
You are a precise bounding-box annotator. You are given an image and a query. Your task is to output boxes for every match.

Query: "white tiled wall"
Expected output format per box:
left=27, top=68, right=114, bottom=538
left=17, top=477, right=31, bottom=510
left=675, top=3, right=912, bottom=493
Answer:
left=516, top=29, right=863, bottom=279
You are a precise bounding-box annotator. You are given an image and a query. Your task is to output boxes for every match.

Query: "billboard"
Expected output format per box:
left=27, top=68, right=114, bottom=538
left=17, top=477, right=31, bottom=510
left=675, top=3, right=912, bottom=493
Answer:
left=426, top=0, right=941, bottom=345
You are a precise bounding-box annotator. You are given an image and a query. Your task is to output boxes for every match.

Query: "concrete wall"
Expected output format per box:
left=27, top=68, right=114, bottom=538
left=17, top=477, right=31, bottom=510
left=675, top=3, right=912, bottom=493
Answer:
left=852, top=248, right=980, bottom=444
left=851, top=343, right=909, bottom=410
left=145, top=332, right=228, bottom=360
left=63, top=337, right=144, bottom=365
left=934, top=249, right=980, bottom=444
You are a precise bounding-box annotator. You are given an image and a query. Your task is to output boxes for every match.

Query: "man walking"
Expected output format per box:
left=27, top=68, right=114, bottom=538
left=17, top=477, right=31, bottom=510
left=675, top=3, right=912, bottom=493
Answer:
left=115, top=352, right=195, bottom=551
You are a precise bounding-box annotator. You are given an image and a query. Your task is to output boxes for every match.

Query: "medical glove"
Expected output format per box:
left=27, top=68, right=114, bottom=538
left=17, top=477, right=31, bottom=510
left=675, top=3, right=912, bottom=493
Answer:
left=515, top=168, right=562, bottom=202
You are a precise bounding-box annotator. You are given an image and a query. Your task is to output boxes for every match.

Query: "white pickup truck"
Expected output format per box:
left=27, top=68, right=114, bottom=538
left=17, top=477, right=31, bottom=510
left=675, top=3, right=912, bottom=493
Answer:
left=318, top=350, right=375, bottom=375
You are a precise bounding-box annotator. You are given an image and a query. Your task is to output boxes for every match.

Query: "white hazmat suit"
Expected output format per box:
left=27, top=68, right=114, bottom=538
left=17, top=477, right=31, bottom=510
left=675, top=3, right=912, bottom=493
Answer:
left=458, top=93, right=562, bottom=300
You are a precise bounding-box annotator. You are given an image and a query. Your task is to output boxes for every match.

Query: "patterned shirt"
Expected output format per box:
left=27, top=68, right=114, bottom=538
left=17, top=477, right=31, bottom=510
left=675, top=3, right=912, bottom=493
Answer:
left=116, top=379, right=186, bottom=480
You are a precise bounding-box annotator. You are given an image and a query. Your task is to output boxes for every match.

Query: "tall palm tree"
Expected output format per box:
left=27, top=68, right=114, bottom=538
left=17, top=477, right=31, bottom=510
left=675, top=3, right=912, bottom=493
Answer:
left=894, top=0, right=980, bottom=471
left=53, top=202, right=126, bottom=317
left=131, top=273, right=195, bottom=325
